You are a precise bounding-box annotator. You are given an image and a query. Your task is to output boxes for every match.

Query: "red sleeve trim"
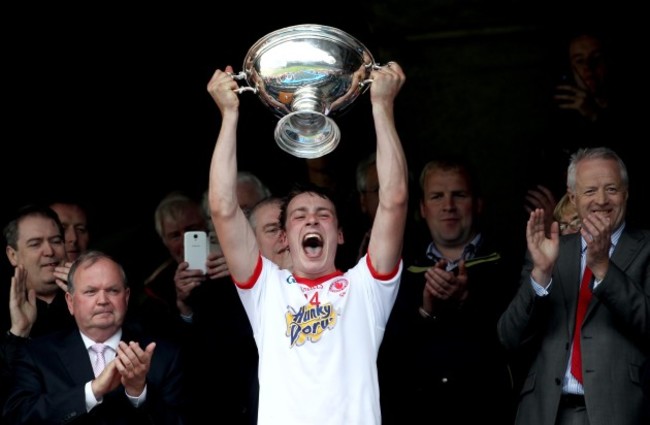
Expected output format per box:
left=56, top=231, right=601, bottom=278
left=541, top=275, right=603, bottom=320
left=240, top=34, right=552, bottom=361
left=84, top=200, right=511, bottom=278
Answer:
left=233, top=254, right=263, bottom=289
left=366, top=253, right=401, bottom=280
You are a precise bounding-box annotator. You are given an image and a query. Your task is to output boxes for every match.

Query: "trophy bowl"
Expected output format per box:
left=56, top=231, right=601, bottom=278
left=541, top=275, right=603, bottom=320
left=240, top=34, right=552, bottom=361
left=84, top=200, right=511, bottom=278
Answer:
left=232, top=24, right=378, bottom=159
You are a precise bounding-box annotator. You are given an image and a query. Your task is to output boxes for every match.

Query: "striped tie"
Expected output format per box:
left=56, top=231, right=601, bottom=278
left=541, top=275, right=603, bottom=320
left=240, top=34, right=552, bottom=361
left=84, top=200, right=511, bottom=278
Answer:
left=90, top=343, right=107, bottom=377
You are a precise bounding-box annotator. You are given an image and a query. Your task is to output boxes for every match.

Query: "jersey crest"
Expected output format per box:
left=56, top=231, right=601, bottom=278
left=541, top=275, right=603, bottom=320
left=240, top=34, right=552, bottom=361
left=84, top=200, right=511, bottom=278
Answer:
left=285, top=278, right=349, bottom=347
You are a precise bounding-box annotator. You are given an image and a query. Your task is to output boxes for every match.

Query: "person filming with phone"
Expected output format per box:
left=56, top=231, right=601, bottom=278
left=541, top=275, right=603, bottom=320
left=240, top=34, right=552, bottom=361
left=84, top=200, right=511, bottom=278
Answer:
left=520, top=28, right=639, bottom=239
left=137, top=191, right=258, bottom=424
left=553, top=30, right=611, bottom=124
left=139, top=191, right=229, bottom=336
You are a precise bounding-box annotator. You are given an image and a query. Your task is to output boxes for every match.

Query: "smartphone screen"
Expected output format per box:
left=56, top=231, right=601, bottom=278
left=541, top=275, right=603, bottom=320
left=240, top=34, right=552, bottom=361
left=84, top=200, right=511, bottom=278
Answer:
left=184, top=231, right=208, bottom=274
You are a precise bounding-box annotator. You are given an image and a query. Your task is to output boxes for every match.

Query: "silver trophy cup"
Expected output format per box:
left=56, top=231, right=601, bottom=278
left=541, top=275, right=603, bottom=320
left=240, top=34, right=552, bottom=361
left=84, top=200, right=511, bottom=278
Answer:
left=231, top=24, right=380, bottom=159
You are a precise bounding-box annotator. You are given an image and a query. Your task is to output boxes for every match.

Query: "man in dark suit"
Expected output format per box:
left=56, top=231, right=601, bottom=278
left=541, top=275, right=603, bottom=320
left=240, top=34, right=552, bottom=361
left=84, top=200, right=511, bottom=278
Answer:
left=498, top=147, right=650, bottom=425
left=3, top=250, right=188, bottom=424
left=379, top=156, right=521, bottom=425
left=1, top=204, right=76, bottom=421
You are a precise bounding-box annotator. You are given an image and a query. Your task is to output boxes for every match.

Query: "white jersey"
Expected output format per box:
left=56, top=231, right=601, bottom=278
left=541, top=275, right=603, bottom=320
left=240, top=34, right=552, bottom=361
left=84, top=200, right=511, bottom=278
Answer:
left=236, top=254, right=402, bottom=425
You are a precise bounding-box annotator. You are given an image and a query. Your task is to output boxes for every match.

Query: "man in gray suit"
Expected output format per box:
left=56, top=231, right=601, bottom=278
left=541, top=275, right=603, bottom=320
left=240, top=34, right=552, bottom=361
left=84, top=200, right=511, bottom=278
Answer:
left=498, top=146, right=649, bottom=425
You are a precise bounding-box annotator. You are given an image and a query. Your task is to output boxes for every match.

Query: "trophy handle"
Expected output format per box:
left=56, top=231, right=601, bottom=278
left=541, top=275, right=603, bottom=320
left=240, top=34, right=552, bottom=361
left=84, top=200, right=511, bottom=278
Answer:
left=359, top=63, right=391, bottom=88
left=228, top=71, right=258, bottom=94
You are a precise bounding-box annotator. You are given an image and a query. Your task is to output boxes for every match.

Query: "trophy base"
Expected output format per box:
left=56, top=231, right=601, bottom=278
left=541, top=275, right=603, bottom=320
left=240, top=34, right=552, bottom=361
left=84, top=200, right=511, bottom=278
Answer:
left=274, top=111, right=340, bottom=159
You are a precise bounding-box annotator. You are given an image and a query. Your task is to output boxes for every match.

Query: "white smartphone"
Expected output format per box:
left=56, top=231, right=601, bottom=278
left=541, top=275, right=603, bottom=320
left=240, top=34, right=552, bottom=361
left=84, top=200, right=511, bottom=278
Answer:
left=184, top=231, right=208, bottom=274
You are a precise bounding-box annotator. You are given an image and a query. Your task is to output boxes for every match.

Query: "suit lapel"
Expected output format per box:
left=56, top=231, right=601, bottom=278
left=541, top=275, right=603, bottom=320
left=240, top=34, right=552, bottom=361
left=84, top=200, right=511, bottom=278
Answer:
left=583, top=227, right=640, bottom=321
left=58, top=330, right=95, bottom=384
left=611, top=228, right=642, bottom=271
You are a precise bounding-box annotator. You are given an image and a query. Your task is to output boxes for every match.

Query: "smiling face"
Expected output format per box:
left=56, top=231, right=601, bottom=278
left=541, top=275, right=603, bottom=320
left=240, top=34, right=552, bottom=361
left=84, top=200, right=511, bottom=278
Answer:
left=569, top=157, right=628, bottom=230
left=284, top=192, right=343, bottom=278
left=6, top=214, right=66, bottom=302
left=50, top=203, right=89, bottom=261
left=66, top=256, right=130, bottom=342
left=419, top=167, right=480, bottom=252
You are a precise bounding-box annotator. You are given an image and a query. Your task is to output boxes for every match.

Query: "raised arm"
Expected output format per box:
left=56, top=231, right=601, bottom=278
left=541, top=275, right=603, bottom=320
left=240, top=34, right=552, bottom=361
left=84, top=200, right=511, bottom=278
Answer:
left=206, top=66, right=260, bottom=283
left=366, top=62, right=409, bottom=275
left=526, top=208, right=560, bottom=287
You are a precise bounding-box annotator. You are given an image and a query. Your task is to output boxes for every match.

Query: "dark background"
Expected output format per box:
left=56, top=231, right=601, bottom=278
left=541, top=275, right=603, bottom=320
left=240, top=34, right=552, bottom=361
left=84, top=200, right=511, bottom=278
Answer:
left=2, top=1, right=644, bottom=277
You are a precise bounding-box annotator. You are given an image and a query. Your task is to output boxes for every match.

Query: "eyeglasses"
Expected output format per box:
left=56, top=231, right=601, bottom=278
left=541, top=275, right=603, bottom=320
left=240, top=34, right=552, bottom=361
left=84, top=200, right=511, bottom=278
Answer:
left=559, top=219, right=582, bottom=233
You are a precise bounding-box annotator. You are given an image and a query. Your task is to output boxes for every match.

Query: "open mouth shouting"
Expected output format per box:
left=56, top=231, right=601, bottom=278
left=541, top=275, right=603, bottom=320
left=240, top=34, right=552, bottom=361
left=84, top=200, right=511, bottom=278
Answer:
left=302, top=233, right=324, bottom=257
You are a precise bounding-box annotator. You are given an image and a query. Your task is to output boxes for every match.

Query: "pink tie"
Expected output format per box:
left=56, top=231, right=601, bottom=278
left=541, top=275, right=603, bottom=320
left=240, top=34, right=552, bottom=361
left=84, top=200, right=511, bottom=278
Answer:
left=570, top=267, right=593, bottom=383
left=90, top=343, right=107, bottom=377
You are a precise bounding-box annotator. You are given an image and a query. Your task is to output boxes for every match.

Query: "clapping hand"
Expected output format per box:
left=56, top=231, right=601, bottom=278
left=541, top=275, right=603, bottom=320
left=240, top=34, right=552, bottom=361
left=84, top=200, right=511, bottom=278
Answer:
left=9, top=265, right=36, bottom=337
left=54, top=262, right=73, bottom=292
left=422, top=259, right=469, bottom=313
left=116, top=341, right=156, bottom=397
left=526, top=208, right=560, bottom=287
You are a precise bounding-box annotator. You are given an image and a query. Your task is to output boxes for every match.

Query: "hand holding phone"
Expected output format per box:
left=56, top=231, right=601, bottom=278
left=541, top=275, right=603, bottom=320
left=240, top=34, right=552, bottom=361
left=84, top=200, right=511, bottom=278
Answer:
left=184, top=231, right=208, bottom=274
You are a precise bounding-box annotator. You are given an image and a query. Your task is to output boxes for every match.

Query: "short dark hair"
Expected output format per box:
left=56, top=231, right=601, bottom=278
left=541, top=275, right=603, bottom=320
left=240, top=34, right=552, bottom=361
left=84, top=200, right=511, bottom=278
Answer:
left=279, top=182, right=342, bottom=230
left=3, top=204, right=64, bottom=250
